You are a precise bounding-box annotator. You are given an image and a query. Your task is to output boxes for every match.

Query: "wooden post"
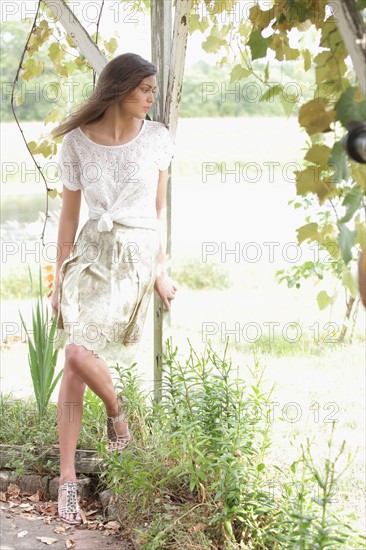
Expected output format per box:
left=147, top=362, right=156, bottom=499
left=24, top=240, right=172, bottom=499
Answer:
left=151, top=1, right=172, bottom=405
left=335, top=1, right=366, bottom=96
left=151, top=0, right=192, bottom=403
left=43, top=0, right=107, bottom=74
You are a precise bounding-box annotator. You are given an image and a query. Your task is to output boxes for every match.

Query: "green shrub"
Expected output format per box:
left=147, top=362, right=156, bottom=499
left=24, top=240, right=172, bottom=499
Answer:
left=96, top=338, right=364, bottom=549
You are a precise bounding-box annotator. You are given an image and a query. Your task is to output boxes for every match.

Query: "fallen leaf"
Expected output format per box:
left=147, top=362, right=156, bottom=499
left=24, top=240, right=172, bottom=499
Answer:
left=104, top=520, right=120, bottom=530
left=40, top=503, right=57, bottom=516
left=79, top=508, right=87, bottom=524
left=53, top=526, right=66, bottom=534
left=43, top=516, right=52, bottom=524
left=66, top=539, right=75, bottom=549
left=28, top=489, right=44, bottom=502
left=17, top=530, right=28, bottom=538
left=7, top=484, right=20, bottom=496
left=0, top=492, right=7, bottom=502
left=85, top=509, right=99, bottom=516
left=36, top=536, right=58, bottom=545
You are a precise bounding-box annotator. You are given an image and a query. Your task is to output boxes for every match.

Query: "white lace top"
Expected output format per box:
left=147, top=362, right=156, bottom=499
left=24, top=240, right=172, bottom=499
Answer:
left=56, top=119, right=175, bottom=232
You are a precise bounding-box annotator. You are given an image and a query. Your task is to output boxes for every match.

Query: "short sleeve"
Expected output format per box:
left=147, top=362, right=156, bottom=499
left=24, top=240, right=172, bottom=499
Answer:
left=157, top=126, right=175, bottom=171
left=57, top=132, right=82, bottom=191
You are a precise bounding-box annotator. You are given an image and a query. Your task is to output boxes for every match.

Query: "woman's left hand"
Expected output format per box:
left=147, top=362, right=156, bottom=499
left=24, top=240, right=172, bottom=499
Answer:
left=154, top=273, right=178, bottom=311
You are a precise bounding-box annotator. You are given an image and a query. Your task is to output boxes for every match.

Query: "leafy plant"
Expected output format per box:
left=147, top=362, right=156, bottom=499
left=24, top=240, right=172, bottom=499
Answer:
left=276, top=197, right=362, bottom=341
left=18, top=264, right=62, bottom=418
left=274, top=422, right=365, bottom=549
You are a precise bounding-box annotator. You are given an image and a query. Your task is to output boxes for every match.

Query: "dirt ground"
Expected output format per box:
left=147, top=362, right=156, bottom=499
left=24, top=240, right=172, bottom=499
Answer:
left=0, top=492, right=135, bottom=550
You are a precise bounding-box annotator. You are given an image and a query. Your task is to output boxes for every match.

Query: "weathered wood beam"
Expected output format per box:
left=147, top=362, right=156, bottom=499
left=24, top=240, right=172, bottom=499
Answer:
left=164, top=0, right=192, bottom=134
left=335, top=0, right=366, bottom=96
left=43, top=0, right=107, bottom=74
left=151, top=0, right=173, bottom=404
left=152, top=0, right=192, bottom=403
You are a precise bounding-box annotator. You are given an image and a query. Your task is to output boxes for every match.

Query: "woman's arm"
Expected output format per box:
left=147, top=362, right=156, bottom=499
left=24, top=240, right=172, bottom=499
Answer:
left=154, top=169, right=178, bottom=310
left=54, top=185, right=82, bottom=288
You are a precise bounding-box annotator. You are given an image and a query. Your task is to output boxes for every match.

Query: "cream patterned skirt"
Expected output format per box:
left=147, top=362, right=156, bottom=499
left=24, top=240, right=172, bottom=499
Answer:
left=54, top=219, right=160, bottom=365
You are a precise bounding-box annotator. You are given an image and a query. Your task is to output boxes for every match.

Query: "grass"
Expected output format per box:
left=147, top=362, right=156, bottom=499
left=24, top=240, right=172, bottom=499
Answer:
left=0, top=387, right=107, bottom=476
left=97, top=339, right=364, bottom=549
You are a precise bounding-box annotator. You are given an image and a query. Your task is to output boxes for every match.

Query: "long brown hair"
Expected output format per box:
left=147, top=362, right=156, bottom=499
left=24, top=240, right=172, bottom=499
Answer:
left=49, top=53, right=156, bottom=140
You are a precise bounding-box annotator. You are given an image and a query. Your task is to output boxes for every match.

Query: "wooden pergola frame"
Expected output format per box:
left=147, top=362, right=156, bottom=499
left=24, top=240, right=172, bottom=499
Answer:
left=43, top=0, right=192, bottom=401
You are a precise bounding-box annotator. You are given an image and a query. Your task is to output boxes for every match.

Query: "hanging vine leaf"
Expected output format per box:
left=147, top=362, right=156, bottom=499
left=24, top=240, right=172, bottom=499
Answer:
left=304, top=144, right=331, bottom=167
left=247, top=29, right=272, bottom=61
left=317, top=290, right=336, bottom=310
left=338, top=223, right=357, bottom=264
left=335, top=86, right=366, bottom=127
left=298, top=99, right=336, bottom=135
left=339, top=186, right=364, bottom=224
left=104, top=38, right=118, bottom=54
left=329, top=140, right=350, bottom=183
left=296, top=222, right=321, bottom=244
left=229, top=64, right=251, bottom=84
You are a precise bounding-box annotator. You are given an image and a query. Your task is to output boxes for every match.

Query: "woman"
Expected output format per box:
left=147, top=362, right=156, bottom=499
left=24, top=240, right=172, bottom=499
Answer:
left=50, top=53, right=178, bottom=524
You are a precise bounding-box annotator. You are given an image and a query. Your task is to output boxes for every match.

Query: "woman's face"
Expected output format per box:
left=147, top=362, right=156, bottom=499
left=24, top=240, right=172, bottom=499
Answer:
left=123, top=75, right=158, bottom=118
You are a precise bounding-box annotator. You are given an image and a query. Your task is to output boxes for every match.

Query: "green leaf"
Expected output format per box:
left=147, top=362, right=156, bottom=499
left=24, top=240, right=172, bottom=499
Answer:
left=296, top=222, right=320, bottom=244
left=295, top=167, right=333, bottom=202
left=260, top=84, right=283, bottom=102
left=338, top=186, right=363, bottom=224
left=338, top=223, right=356, bottom=264
left=342, top=267, right=358, bottom=298
left=48, top=43, right=66, bottom=64
left=299, top=100, right=336, bottom=135
left=335, top=87, right=366, bottom=127
left=303, top=49, right=312, bottom=71
left=189, top=14, right=201, bottom=34
left=229, top=64, right=250, bottom=84
left=202, top=33, right=227, bottom=54
left=247, top=29, right=272, bottom=61
left=280, top=93, right=297, bottom=118
left=329, top=140, right=350, bottom=182
left=317, top=290, right=335, bottom=310
left=355, top=216, right=366, bottom=248
left=304, top=144, right=331, bottom=168
left=104, top=37, right=118, bottom=54
left=257, top=462, right=266, bottom=471
left=264, top=61, right=269, bottom=83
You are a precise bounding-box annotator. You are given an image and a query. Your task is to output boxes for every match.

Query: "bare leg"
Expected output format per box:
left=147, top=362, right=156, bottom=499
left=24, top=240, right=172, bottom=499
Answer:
left=57, top=344, right=130, bottom=521
left=57, top=359, right=86, bottom=523
left=65, top=344, right=130, bottom=425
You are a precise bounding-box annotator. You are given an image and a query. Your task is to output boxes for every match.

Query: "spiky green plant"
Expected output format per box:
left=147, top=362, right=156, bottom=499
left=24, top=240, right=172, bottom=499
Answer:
left=18, top=264, right=62, bottom=418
